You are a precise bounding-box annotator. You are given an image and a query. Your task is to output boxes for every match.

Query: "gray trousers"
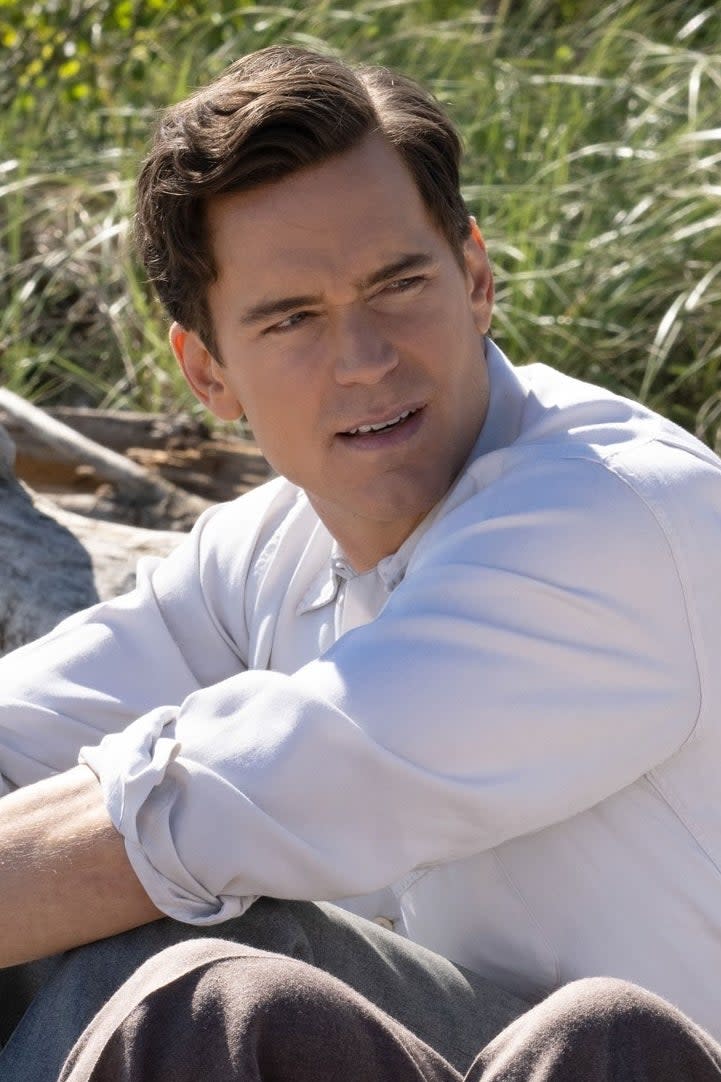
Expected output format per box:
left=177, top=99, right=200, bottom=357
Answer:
left=1, top=899, right=719, bottom=1081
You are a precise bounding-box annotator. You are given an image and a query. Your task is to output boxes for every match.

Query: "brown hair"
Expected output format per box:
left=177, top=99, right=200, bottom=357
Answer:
left=135, top=45, right=470, bottom=358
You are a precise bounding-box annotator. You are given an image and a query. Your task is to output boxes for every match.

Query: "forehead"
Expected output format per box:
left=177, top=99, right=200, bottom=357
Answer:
left=206, top=134, right=448, bottom=289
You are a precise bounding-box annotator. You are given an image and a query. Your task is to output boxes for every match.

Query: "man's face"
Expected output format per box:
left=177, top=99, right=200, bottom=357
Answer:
left=172, top=134, right=494, bottom=570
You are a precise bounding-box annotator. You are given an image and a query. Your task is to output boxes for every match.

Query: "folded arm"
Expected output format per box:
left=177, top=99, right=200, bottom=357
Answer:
left=0, top=455, right=706, bottom=937
left=82, top=457, right=703, bottom=921
left=0, top=765, right=162, bottom=968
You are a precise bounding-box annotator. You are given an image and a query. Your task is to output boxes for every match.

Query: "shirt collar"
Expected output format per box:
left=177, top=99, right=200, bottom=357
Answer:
left=467, top=337, right=528, bottom=462
left=296, top=540, right=404, bottom=616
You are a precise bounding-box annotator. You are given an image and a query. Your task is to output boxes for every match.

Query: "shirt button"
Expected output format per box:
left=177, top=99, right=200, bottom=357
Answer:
left=373, top=916, right=395, bottom=932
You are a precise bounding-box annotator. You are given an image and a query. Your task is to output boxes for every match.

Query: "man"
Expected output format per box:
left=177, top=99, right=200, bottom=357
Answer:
left=1, top=44, right=720, bottom=1080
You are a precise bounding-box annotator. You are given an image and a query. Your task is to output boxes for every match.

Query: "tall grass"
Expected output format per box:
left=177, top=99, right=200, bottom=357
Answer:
left=1, top=0, right=720, bottom=446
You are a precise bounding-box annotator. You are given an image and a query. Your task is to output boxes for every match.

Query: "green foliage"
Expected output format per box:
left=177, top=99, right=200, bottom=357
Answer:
left=1, top=0, right=720, bottom=446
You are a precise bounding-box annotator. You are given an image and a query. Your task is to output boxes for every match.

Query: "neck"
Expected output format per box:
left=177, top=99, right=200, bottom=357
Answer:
left=309, top=503, right=426, bottom=574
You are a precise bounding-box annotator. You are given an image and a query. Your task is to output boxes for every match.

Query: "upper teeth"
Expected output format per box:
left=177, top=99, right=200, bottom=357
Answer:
left=347, top=409, right=413, bottom=435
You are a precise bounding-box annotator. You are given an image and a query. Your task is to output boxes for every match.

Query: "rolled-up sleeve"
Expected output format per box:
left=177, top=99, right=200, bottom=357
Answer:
left=80, top=454, right=701, bottom=924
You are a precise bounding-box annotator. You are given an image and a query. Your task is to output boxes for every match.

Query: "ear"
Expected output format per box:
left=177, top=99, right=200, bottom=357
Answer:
left=169, top=323, right=244, bottom=421
left=462, top=217, right=494, bottom=335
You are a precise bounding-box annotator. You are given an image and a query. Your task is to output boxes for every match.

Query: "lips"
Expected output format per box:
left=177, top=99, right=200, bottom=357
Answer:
left=341, top=406, right=421, bottom=437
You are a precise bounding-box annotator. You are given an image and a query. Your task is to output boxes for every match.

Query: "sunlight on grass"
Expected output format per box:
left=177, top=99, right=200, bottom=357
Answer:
left=1, top=0, right=719, bottom=446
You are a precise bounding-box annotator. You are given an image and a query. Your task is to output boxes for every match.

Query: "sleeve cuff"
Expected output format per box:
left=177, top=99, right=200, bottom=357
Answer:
left=79, top=707, right=257, bottom=925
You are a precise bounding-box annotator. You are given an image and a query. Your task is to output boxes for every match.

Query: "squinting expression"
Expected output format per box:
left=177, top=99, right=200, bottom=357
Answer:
left=172, top=133, right=494, bottom=571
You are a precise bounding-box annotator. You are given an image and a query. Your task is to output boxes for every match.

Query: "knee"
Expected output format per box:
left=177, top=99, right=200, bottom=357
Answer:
left=124, top=936, right=312, bottom=1014
left=537, top=976, right=690, bottom=1042
left=468, top=979, right=718, bottom=1082
left=191, top=944, right=321, bottom=1021
left=148, top=938, right=348, bottom=1038
left=553, top=976, right=658, bottom=1017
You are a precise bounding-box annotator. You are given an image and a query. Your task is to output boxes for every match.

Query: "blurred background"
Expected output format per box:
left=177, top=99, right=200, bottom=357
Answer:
left=1, top=0, right=719, bottom=448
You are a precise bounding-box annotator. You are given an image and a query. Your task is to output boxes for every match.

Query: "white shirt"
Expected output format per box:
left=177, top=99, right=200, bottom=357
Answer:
left=1, top=341, right=720, bottom=1037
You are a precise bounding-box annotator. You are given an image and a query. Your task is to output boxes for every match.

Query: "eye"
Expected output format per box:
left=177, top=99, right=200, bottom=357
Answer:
left=379, top=275, right=426, bottom=297
left=264, top=310, right=315, bottom=335
left=376, top=274, right=426, bottom=300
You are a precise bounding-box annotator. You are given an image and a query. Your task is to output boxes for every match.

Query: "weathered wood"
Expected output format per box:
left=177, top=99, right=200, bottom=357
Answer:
left=9, top=407, right=211, bottom=453
left=0, top=403, right=271, bottom=505
left=0, top=389, right=176, bottom=498
left=0, top=389, right=271, bottom=655
left=0, top=390, right=211, bottom=530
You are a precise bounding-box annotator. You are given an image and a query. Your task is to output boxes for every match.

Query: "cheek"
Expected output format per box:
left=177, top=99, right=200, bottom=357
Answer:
left=405, top=288, right=473, bottom=341
left=244, top=387, right=316, bottom=461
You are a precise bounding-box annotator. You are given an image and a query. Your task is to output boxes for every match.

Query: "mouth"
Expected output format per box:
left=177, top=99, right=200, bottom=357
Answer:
left=340, top=406, right=422, bottom=438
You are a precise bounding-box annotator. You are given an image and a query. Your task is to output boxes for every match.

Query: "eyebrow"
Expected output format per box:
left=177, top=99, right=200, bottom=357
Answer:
left=358, top=251, right=435, bottom=291
left=238, top=251, right=435, bottom=327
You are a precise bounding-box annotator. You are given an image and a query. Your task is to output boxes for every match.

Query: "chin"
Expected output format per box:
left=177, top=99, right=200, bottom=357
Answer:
left=363, top=487, right=446, bottom=527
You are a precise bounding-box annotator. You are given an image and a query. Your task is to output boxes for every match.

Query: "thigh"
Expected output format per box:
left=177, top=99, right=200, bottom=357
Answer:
left=0, top=956, right=62, bottom=1047
left=0, top=898, right=531, bottom=1081
left=287, top=901, right=532, bottom=1067
left=59, top=939, right=464, bottom=1082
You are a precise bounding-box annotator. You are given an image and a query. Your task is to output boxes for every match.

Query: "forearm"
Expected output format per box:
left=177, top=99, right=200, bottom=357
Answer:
left=0, top=765, right=162, bottom=968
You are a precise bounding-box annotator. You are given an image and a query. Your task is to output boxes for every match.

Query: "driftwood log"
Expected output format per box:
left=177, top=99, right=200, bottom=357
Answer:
left=0, top=397, right=271, bottom=515
left=0, top=389, right=212, bottom=531
left=0, top=391, right=272, bottom=656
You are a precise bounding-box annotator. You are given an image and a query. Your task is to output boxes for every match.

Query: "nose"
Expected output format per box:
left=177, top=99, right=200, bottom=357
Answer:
left=332, top=305, right=399, bottom=386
